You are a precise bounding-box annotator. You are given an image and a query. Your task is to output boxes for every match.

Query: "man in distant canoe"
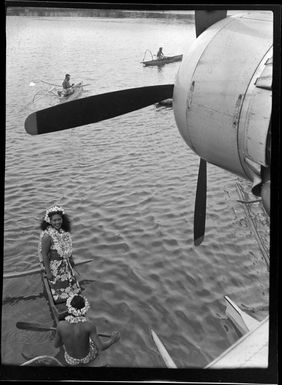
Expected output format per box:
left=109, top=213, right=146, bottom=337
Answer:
left=157, top=47, right=165, bottom=59
left=54, top=294, right=120, bottom=366
left=62, top=73, right=74, bottom=96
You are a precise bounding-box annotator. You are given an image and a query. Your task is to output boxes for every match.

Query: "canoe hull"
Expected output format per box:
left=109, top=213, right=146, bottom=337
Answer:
left=38, top=248, right=68, bottom=323
left=141, top=55, right=183, bottom=67
left=20, top=253, right=93, bottom=366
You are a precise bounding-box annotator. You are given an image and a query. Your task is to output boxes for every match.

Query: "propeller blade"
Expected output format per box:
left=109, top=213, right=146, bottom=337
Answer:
left=194, top=158, right=207, bottom=246
left=25, top=84, right=174, bottom=135
left=192, top=10, right=227, bottom=245
left=195, top=10, right=227, bottom=37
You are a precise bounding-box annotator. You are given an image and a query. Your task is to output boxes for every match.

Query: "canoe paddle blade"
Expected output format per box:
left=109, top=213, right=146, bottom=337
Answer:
left=25, top=84, right=174, bottom=135
left=16, top=321, right=111, bottom=338
left=16, top=322, right=55, bottom=332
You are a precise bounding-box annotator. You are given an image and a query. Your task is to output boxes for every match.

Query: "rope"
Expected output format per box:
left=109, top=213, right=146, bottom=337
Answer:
left=40, top=80, right=62, bottom=87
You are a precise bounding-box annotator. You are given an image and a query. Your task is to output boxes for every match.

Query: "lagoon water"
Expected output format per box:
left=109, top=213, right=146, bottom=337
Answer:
left=3, top=14, right=269, bottom=367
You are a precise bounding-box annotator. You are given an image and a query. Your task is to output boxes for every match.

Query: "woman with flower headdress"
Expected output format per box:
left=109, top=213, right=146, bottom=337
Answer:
left=40, top=205, right=81, bottom=303
left=54, top=294, right=120, bottom=366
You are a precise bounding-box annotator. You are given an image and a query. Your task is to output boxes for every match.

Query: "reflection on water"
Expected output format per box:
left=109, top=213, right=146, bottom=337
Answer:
left=3, top=14, right=269, bottom=368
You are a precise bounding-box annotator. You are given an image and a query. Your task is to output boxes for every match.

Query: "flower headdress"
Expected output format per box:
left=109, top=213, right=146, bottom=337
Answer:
left=44, top=205, right=65, bottom=223
left=66, top=294, right=90, bottom=317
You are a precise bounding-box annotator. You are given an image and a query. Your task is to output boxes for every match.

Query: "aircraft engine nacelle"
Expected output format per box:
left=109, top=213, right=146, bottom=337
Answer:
left=173, top=12, right=272, bottom=201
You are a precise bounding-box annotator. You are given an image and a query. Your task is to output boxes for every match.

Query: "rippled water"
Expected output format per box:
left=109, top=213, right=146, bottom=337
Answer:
left=3, top=14, right=269, bottom=368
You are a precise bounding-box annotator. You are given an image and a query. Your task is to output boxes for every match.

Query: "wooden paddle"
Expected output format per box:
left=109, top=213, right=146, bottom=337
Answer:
left=16, top=322, right=111, bottom=338
left=4, top=257, right=93, bottom=279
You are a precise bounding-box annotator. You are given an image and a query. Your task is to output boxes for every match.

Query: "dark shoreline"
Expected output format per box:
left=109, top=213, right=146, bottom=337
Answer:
left=6, top=7, right=195, bottom=20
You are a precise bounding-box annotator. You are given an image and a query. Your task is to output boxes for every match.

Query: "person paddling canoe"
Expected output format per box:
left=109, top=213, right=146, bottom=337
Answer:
left=54, top=294, right=120, bottom=366
left=157, top=47, right=165, bottom=59
left=61, top=73, right=74, bottom=96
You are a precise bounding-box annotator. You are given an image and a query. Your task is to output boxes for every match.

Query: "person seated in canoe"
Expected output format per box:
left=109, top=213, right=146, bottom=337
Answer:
left=157, top=47, right=165, bottom=60
left=61, top=73, right=74, bottom=96
left=40, top=205, right=81, bottom=303
left=54, top=294, right=120, bottom=366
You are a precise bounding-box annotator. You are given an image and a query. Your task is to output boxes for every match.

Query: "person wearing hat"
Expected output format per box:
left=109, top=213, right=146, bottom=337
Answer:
left=54, top=294, right=120, bottom=366
left=62, top=74, right=74, bottom=96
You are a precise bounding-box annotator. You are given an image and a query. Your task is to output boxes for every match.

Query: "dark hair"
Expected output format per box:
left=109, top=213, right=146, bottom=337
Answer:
left=70, top=295, right=85, bottom=310
left=40, top=212, right=71, bottom=232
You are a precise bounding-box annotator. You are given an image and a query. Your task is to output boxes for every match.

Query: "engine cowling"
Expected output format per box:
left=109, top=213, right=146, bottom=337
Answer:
left=173, top=11, right=272, bottom=212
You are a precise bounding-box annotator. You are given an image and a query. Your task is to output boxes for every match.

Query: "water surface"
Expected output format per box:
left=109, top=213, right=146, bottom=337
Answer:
left=3, top=14, right=269, bottom=368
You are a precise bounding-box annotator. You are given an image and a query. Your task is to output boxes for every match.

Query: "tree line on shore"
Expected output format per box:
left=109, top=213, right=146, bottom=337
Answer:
left=6, top=7, right=195, bottom=20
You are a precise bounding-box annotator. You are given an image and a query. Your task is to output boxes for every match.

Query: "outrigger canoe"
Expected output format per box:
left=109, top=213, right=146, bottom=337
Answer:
left=141, top=55, right=183, bottom=67
left=18, top=252, right=93, bottom=365
left=12, top=251, right=115, bottom=366
left=37, top=249, right=93, bottom=324
left=56, top=82, right=84, bottom=103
